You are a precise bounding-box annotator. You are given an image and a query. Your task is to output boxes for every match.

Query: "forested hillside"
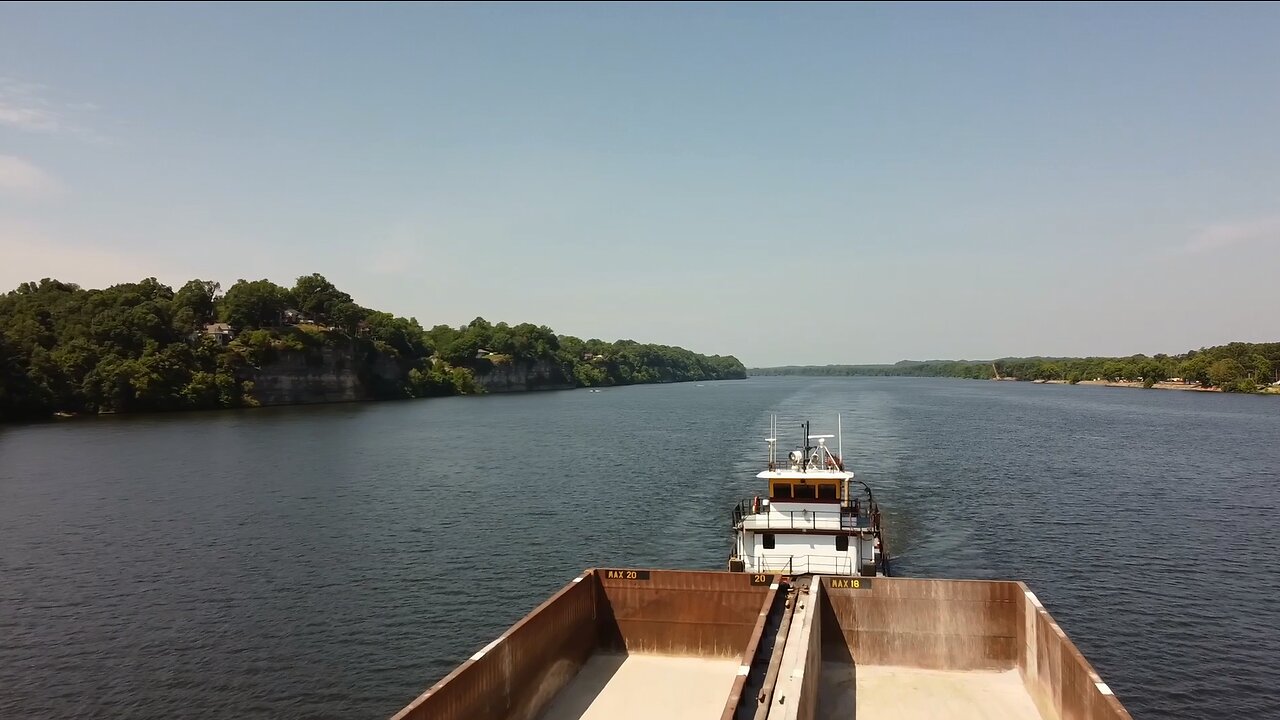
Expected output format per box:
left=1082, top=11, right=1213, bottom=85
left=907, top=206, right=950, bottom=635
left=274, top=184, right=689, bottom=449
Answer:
left=0, top=275, right=745, bottom=421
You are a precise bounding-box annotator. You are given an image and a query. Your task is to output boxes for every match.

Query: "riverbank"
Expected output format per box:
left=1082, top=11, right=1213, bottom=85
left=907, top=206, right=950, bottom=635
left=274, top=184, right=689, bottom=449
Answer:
left=1072, top=380, right=1222, bottom=392
left=29, top=374, right=743, bottom=423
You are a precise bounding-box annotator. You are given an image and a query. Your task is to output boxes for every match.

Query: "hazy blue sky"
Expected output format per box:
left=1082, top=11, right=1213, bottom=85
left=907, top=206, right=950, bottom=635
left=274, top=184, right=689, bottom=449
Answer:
left=1, top=3, right=1278, bottom=366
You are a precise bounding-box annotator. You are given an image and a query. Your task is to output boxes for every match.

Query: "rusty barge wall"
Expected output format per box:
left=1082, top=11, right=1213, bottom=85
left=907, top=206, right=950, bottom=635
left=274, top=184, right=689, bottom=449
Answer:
left=793, top=576, right=1133, bottom=720
left=1020, top=585, right=1131, bottom=720
left=391, top=569, right=776, bottom=720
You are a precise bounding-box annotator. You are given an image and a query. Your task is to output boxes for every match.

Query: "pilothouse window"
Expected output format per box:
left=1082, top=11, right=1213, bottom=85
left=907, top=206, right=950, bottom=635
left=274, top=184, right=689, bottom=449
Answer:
left=793, top=484, right=816, bottom=500
left=818, top=484, right=837, bottom=500
left=773, top=483, right=792, bottom=499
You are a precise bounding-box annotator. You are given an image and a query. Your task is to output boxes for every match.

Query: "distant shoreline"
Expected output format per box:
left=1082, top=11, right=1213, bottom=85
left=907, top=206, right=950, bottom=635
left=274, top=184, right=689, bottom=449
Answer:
left=748, top=342, right=1279, bottom=395
left=750, top=373, right=1280, bottom=395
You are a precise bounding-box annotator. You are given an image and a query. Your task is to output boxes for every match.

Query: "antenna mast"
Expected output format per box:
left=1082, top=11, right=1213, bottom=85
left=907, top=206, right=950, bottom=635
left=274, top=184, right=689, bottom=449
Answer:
left=838, top=413, right=843, bottom=465
left=766, top=414, right=777, bottom=468
left=801, top=420, right=812, bottom=472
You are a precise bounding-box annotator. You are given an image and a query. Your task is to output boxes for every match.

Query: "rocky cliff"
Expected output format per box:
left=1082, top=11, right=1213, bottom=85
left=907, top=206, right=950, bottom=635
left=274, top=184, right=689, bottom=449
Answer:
left=473, top=358, right=574, bottom=393
left=246, top=343, right=405, bottom=406
left=243, top=343, right=735, bottom=406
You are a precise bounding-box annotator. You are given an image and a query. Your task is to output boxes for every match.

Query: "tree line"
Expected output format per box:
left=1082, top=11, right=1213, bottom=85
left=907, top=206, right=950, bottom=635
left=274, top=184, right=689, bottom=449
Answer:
left=0, top=275, right=746, bottom=421
left=751, top=342, right=1280, bottom=393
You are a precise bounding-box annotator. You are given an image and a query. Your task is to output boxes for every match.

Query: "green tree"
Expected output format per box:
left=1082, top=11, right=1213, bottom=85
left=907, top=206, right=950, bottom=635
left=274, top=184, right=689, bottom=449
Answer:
left=291, top=274, right=352, bottom=322
left=1179, top=356, right=1211, bottom=387
left=1208, top=359, right=1243, bottom=388
left=1033, top=363, right=1062, bottom=380
left=573, top=362, right=608, bottom=387
left=1228, top=378, right=1258, bottom=393
left=1101, top=361, right=1127, bottom=382
left=0, top=330, right=53, bottom=420
left=172, top=279, right=220, bottom=331
left=1249, top=354, right=1272, bottom=384
left=219, top=279, right=293, bottom=329
left=1137, top=360, right=1168, bottom=383
left=325, top=302, right=366, bottom=333
left=362, top=312, right=429, bottom=357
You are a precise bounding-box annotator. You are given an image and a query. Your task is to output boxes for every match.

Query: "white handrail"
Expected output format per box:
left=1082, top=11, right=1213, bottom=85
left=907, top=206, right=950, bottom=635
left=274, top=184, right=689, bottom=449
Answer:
left=756, top=554, right=854, bottom=575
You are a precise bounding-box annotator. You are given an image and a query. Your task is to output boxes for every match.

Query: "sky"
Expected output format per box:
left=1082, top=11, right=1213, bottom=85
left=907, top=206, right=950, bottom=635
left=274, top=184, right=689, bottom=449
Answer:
left=1, top=3, right=1278, bottom=366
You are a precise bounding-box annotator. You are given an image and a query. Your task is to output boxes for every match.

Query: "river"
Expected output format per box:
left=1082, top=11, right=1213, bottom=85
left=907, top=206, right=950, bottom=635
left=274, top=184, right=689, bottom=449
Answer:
left=1, top=377, right=1277, bottom=718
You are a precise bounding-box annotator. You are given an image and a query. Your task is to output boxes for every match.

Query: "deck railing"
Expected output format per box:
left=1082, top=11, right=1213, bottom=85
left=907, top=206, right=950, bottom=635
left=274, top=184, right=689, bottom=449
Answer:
left=731, top=498, right=870, bottom=531
left=754, top=554, right=855, bottom=576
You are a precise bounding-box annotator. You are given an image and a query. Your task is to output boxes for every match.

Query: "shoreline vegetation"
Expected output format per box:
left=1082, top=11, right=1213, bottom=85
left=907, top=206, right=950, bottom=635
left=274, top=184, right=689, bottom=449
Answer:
left=750, top=342, right=1280, bottom=396
left=0, top=275, right=746, bottom=422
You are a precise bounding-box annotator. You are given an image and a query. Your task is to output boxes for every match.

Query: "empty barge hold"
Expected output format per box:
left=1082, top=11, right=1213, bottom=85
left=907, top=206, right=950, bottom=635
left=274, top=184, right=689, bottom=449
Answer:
left=391, top=570, right=1132, bottom=720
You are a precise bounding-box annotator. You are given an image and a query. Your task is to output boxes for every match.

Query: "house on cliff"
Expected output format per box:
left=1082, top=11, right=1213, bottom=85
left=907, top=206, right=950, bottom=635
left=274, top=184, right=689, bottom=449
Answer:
left=201, top=322, right=235, bottom=345
left=283, top=309, right=314, bottom=325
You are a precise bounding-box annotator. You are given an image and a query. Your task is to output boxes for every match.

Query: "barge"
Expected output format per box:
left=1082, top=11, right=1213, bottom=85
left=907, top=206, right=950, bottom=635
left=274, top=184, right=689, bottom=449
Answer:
left=392, top=569, right=1132, bottom=720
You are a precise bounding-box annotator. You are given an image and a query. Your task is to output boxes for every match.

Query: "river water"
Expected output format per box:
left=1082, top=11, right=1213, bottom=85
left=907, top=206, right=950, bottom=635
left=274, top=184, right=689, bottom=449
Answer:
left=1, top=377, right=1277, bottom=719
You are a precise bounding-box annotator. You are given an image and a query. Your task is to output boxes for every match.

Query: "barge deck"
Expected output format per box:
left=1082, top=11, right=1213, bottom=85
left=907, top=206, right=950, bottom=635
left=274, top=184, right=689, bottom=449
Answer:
left=392, top=569, right=1131, bottom=720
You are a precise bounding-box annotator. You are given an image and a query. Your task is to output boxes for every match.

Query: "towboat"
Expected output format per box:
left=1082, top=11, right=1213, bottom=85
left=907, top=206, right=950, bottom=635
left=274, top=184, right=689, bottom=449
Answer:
left=729, top=417, right=889, bottom=577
